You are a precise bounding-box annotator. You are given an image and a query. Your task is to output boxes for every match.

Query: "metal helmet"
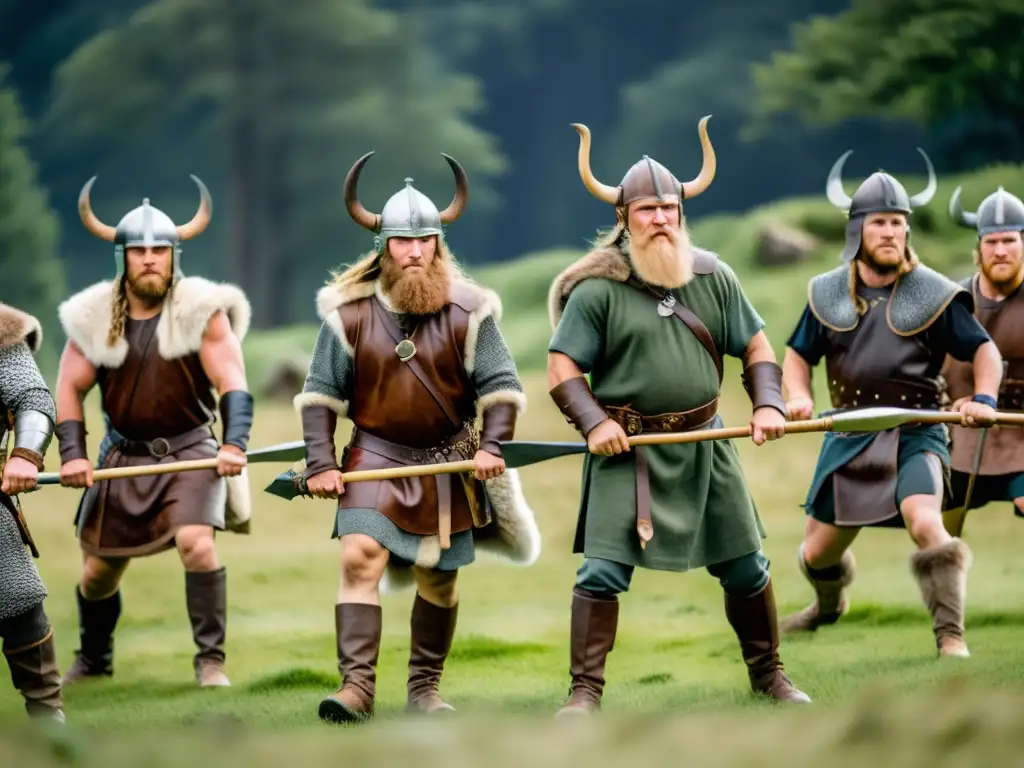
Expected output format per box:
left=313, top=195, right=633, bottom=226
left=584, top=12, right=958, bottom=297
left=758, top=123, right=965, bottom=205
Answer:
left=949, top=185, right=1024, bottom=237
left=343, top=151, right=469, bottom=254
left=825, top=148, right=937, bottom=262
left=571, top=116, right=716, bottom=210
left=78, top=175, right=213, bottom=277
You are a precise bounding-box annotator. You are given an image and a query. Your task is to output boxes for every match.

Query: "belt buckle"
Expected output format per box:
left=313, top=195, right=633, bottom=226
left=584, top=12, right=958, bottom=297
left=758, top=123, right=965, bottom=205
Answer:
left=150, top=437, right=171, bottom=458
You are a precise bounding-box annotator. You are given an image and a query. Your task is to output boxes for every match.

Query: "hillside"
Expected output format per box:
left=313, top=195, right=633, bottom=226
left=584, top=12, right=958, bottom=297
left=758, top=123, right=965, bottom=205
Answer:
left=244, top=163, right=1024, bottom=389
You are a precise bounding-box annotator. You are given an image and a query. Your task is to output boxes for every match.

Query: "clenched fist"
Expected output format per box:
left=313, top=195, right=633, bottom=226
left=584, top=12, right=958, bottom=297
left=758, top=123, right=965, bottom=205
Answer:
left=587, top=419, right=630, bottom=457
left=2, top=456, right=39, bottom=496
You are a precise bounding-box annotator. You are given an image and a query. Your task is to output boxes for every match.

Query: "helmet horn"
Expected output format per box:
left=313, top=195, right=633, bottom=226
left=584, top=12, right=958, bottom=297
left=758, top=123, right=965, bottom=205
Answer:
left=908, top=147, right=937, bottom=208
left=343, top=151, right=382, bottom=232
left=680, top=115, right=716, bottom=200
left=826, top=150, right=854, bottom=210
left=437, top=153, right=469, bottom=224
left=571, top=123, right=620, bottom=205
left=175, top=175, right=213, bottom=241
left=948, top=186, right=978, bottom=228
left=78, top=176, right=117, bottom=242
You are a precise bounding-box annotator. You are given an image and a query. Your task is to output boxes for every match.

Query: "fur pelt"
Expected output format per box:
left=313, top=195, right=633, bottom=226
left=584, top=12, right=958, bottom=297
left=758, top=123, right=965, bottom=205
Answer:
left=910, top=537, right=973, bottom=579
left=58, top=277, right=252, bottom=368
left=547, top=247, right=630, bottom=330
left=0, top=303, right=43, bottom=354
left=379, top=466, right=542, bottom=593
left=315, top=278, right=502, bottom=370
left=292, top=391, right=349, bottom=418
left=476, top=389, right=527, bottom=418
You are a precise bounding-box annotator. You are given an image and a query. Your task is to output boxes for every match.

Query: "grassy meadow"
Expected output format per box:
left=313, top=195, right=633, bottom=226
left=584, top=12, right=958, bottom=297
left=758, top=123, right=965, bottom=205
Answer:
left=4, top=164, right=1024, bottom=765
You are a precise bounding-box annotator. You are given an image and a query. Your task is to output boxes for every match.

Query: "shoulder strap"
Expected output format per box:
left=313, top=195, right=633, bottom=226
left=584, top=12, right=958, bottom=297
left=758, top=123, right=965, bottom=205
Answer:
left=625, top=278, right=723, bottom=384
left=370, top=298, right=463, bottom=430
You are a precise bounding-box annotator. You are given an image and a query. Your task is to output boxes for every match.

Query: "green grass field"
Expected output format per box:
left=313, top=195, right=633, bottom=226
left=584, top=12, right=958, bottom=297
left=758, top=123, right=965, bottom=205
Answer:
left=4, top=371, right=1024, bottom=766
left=6, top=165, right=1024, bottom=764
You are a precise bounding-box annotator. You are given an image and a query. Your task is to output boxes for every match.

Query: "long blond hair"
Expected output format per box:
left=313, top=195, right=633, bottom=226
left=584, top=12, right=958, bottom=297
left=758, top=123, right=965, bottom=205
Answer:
left=849, top=245, right=920, bottom=315
left=329, top=239, right=471, bottom=289
left=107, top=277, right=128, bottom=347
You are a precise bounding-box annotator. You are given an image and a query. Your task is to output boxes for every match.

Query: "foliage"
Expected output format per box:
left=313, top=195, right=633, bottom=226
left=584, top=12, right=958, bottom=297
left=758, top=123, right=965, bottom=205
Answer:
left=750, top=0, right=1024, bottom=166
left=44, top=0, right=507, bottom=328
left=0, top=64, right=66, bottom=372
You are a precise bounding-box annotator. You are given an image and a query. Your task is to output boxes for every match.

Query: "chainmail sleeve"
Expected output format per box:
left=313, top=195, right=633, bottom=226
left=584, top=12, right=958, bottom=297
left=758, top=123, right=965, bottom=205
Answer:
left=295, top=322, right=352, bottom=414
left=470, top=315, right=524, bottom=399
left=0, top=342, right=56, bottom=421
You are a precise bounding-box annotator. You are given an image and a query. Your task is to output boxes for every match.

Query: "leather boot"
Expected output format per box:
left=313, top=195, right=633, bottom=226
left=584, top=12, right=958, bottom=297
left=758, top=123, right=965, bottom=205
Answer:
left=406, top=594, right=457, bottom=714
left=781, top=544, right=856, bottom=633
left=910, top=538, right=972, bottom=658
left=5, top=632, right=65, bottom=723
left=319, top=603, right=381, bottom=724
left=62, top=587, right=120, bottom=684
left=186, top=568, right=230, bottom=687
left=555, top=588, right=619, bottom=718
left=724, top=578, right=811, bottom=703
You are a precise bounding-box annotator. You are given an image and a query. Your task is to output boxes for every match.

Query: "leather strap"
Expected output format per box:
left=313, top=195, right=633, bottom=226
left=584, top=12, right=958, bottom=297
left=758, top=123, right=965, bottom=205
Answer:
left=625, top=278, right=723, bottom=384
left=371, top=298, right=462, bottom=430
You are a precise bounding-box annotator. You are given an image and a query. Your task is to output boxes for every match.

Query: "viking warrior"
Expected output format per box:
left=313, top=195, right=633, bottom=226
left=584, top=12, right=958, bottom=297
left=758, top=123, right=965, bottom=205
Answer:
left=297, top=151, right=539, bottom=724
left=941, top=186, right=1024, bottom=535
left=780, top=150, right=1003, bottom=658
left=54, top=176, right=254, bottom=687
left=547, top=116, right=810, bottom=716
left=0, top=304, right=64, bottom=722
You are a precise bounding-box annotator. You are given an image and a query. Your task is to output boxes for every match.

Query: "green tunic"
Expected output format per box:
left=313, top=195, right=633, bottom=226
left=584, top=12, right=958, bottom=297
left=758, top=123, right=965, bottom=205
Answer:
left=549, top=256, right=766, bottom=572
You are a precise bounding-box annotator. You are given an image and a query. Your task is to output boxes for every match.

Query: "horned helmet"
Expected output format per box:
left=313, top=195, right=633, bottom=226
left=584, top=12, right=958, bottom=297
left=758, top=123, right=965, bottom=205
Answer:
left=343, top=151, right=468, bottom=255
left=949, top=185, right=1024, bottom=237
left=571, top=115, right=717, bottom=218
left=825, top=149, right=937, bottom=262
left=78, top=175, right=212, bottom=278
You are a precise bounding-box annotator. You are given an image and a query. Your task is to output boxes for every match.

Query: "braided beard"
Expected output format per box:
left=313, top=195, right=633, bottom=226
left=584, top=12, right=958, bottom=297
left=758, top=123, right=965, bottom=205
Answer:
left=380, top=253, right=450, bottom=315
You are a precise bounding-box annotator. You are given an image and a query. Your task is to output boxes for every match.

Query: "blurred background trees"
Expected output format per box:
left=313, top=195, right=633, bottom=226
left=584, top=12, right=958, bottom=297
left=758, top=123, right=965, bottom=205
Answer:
left=1, top=0, right=1021, bottom=348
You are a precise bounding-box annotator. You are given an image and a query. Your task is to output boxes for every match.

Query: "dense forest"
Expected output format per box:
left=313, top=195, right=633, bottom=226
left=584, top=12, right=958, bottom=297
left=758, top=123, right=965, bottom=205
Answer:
left=1, top=0, right=1020, bottom=330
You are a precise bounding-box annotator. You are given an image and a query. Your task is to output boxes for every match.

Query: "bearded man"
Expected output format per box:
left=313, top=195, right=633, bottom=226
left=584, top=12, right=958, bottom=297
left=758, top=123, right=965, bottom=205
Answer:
left=0, top=303, right=64, bottom=723
left=54, top=176, right=254, bottom=688
left=941, top=186, right=1024, bottom=536
left=547, top=117, right=810, bottom=717
left=298, top=152, right=539, bottom=725
left=780, top=150, right=1003, bottom=658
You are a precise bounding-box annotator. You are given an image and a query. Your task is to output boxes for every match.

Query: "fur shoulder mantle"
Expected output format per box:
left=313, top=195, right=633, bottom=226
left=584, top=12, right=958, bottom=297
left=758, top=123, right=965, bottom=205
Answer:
left=58, top=276, right=252, bottom=368
left=0, top=303, right=43, bottom=354
left=547, top=245, right=718, bottom=329
left=314, top=278, right=502, bottom=357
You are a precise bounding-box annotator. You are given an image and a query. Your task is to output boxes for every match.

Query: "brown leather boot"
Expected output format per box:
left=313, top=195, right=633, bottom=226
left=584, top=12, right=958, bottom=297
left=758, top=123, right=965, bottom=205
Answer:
left=781, top=544, right=856, bottom=633
left=319, top=603, right=381, bottom=724
left=910, top=538, right=973, bottom=658
left=724, top=578, right=811, bottom=703
left=555, top=588, right=619, bottom=718
left=185, top=568, right=230, bottom=687
left=406, top=594, right=457, bottom=714
left=63, top=587, right=120, bottom=685
left=5, top=631, right=65, bottom=723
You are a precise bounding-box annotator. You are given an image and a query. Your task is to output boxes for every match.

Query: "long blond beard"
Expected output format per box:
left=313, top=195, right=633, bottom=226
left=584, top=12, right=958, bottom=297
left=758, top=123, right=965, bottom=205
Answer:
left=624, top=223, right=695, bottom=289
left=380, top=253, right=450, bottom=315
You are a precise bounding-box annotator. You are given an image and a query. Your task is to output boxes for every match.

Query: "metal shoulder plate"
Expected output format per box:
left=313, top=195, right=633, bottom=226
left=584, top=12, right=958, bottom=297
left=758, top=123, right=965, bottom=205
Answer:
left=888, top=264, right=968, bottom=336
left=807, top=265, right=859, bottom=332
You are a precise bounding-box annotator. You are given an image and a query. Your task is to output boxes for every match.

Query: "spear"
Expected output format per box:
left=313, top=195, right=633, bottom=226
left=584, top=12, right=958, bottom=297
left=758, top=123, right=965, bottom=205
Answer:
left=32, top=440, right=308, bottom=487
left=263, top=407, right=1024, bottom=500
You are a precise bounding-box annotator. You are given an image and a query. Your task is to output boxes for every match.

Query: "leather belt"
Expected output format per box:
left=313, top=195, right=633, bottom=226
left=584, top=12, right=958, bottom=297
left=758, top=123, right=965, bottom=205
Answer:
left=602, top=399, right=718, bottom=550
left=350, top=424, right=478, bottom=550
left=829, top=379, right=940, bottom=410
left=112, top=424, right=214, bottom=459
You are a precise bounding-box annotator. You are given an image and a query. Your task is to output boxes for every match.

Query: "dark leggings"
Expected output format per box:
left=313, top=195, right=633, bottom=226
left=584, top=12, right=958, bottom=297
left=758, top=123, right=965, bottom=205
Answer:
left=575, top=550, right=770, bottom=598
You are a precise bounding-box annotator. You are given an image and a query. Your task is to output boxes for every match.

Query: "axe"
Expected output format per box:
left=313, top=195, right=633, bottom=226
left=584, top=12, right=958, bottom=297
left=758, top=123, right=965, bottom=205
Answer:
left=264, top=407, right=1024, bottom=501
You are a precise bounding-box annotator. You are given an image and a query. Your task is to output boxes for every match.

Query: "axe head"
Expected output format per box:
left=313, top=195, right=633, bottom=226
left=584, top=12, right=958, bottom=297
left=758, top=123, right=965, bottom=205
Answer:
left=263, top=461, right=310, bottom=500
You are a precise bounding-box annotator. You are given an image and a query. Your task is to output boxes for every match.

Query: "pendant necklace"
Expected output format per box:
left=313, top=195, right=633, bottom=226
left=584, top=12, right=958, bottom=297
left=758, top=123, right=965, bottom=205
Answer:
left=657, top=292, right=676, bottom=317
left=395, top=317, right=418, bottom=362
